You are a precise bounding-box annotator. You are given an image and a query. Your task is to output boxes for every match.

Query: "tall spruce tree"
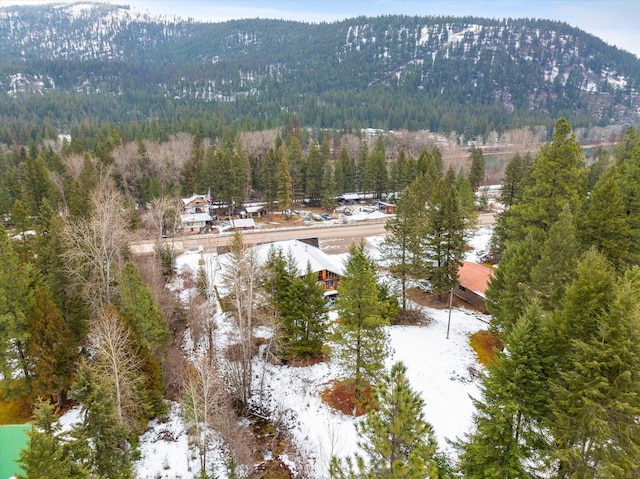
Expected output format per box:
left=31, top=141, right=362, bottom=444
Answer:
left=331, top=362, right=440, bottom=479
left=332, top=242, right=390, bottom=400
left=27, top=287, right=75, bottom=408
left=425, top=167, right=466, bottom=298
left=276, top=147, right=293, bottom=218
left=381, top=176, right=429, bottom=310
left=117, top=262, right=170, bottom=352
left=506, top=118, right=587, bottom=245
left=458, top=301, right=552, bottom=478
left=468, top=147, right=485, bottom=191
left=529, top=205, right=580, bottom=311
left=577, top=170, right=630, bottom=268
left=17, top=400, right=89, bottom=479
left=485, top=235, right=539, bottom=335
left=548, top=263, right=640, bottom=477
left=70, top=361, right=134, bottom=479
left=283, top=265, right=330, bottom=360
left=0, top=224, right=34, bottom=394
left=616, top=140, right=640, bottom=264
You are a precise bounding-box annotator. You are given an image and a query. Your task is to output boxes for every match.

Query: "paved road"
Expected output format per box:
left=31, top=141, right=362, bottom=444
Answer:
left=130, top=218, right=390, bottom=255
left=131, top=211, right=497, bottom=256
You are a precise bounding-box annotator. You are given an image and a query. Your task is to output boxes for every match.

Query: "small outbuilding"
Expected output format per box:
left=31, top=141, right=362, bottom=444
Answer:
left=378, top=201, right=396, bottom=214
left=454, top=261, right=495, bottom=313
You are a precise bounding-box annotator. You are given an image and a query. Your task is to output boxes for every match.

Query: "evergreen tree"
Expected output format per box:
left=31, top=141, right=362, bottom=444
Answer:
left=332, top=242, right=389, bottom=400
left=468, top=147, right=485, bottom=190
left=331, top=362, right=440, bottom=478
left=70, top=361, right=134, bottom=479
left=23, top=154, right=52, bottom=216
left=500, top=152, right=533, bottom=210
left=258, top=147, right=279, bottom=210
left=548, top=248, right=616, bottom=366
left=27, top=287, right=75, bottom=408
left=283, top=265, right=330, bottom=360
left=364, top=136, right=388, bottom=198
left=548, top=264, right=640, bottom=477
left=506, top=118, right=587, bottom=245
left=616, top=141, right=640, bottom=264
left=285, top=134, right=305, bottom=201
left=0, top=224, right=34, bottom=394
left=335, top=145, right=355, bottom=195
left=577, top=170, right=630, bottom=268
left=381, top=176, right=428, bottom=310
left=529, top=205, right=580, bottom=311
left=305, top=141, right=325, bottom=202
left=17, top=400, right=88, bottom=479
left=320, top=160, right=337, bottom=211
left=485, top=235, right=539, bottom=335
left=117, top=262, right=170, bottom=352
left=425, top=167, right=466, bottom=298
left=458, top=301, right=552, bottom=478
left=276, top=147, right=293, bottom=218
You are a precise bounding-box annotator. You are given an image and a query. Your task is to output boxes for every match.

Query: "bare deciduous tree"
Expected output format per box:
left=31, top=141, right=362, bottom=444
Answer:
left=89, top=304, right=142, bottom=428
left=62, top=179, right=130, bottom=311
left=221, top=232, right=260, bottom=405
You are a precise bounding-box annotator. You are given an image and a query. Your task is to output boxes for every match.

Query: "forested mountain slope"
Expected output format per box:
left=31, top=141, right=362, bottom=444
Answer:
left=1, top=2, right=639, bottom=142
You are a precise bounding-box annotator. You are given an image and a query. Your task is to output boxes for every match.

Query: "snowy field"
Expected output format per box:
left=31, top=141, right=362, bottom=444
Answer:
left=59, top=219, right=494, bottom=479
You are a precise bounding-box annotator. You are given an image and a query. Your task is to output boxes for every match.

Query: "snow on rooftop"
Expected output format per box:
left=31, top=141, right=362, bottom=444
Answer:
left=57, top=223, right=495, bottom=478
left=255, top=239, right=345, bottom=276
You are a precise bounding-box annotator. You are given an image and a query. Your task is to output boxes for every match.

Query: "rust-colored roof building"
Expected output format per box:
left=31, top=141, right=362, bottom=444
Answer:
left=455, top=261, right=495, bottom=312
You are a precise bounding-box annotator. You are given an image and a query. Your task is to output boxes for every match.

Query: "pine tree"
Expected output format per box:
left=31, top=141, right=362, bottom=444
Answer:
left=616, top=142, right=640, bottom=264
left=381, top=176, right=428, bottom=310
left=458, top=301, right=552, bottom=478
left=332, top=242, right=389, bottom=400
left=468, top=147, right=485, bottom=191
left=485, top=235, right=539, bottom=335
left=283, top=265, right=330, bottom=360
left=27, top=287, right=75, bottom=408
left=548, top=248, right=616, bottom=366
left=425, top=168, right=466, bottom=298
left=507, top=118, right=587, bottom=245
left=17, top=399, right=88, bottom=479
left=548, top=265, right=640, bottom=477
left=577, top=170, right=630, bottom=268
left=320, top=160, right=337, bottom=211
left=276, top=147, right=293, bottom=218
left=305, top=141, right=325, bottom=203
left=117, top=262, right=170, bottom=352
left=331, top=362, right=440, bottom=479
left=0, top=224, right=34, bottom=394
left=70, top=361, right=133, bottom=479
left=529, top=205, right=580, bottom=310
left=335, top=146, right=355, bottom=195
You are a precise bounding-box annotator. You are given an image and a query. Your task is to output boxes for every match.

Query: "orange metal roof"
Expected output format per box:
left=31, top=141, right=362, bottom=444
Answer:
left=458, top=261, right=495, bottom=296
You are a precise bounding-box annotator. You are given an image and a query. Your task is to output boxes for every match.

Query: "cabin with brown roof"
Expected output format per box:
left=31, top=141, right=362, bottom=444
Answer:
left=454, top=261, right=495, bottom=313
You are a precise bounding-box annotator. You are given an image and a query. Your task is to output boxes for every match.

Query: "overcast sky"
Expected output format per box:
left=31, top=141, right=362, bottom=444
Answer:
left=5, top=0, right=640, bottom=57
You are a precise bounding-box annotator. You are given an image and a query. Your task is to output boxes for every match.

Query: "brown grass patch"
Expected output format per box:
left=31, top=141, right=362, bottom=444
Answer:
left=470, top=330, right=503, bottom=366
left=0, top=396, right=32, bottom=424
left=321, top=379, right=372, bottom=416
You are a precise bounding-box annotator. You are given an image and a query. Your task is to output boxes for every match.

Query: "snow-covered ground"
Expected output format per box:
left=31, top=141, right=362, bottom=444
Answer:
left=60, top=214, right=494, bottom=479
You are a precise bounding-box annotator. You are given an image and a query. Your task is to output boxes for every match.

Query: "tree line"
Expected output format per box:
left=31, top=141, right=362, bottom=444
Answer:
left=457, top=118, right=640, bottom=477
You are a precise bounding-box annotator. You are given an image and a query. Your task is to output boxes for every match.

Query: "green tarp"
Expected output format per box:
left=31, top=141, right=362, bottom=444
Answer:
left=0, top=424, right=30, bottom=479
